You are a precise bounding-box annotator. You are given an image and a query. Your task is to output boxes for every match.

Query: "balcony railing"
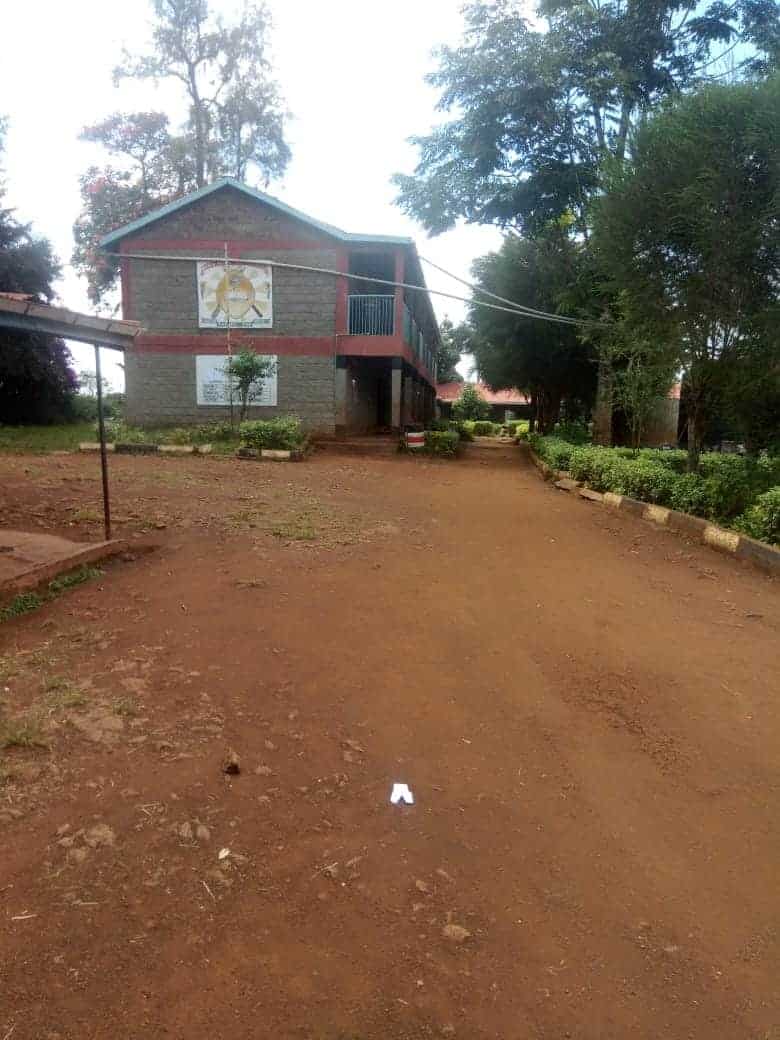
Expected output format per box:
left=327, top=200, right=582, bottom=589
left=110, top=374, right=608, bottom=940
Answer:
left=348, top=294, right=395, bottom=335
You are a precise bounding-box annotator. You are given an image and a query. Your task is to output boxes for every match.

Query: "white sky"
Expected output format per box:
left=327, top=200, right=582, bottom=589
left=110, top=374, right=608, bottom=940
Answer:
left=0, top=0, right=511, bottom=390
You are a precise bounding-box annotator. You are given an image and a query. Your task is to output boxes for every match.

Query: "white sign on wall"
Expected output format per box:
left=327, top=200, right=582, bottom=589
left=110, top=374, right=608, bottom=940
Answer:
left=197, top=261, right=273, bottom=329
left=196, top=355, right=278, bottom=407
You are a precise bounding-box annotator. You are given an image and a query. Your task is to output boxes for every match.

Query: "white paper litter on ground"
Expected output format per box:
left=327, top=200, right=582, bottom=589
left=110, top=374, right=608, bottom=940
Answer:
left=390, top=783, right=414, bottom=805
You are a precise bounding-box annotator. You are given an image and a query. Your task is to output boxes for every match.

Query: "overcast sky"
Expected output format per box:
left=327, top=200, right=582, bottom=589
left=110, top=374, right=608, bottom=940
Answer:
left=0, top=0, right=517, bottom=389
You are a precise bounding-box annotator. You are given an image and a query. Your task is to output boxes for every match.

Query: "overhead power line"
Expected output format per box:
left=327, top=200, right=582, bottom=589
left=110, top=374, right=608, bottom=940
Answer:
left=106, top=251, right=605, bottom=329
left=419, top=254, right=593, bottom=327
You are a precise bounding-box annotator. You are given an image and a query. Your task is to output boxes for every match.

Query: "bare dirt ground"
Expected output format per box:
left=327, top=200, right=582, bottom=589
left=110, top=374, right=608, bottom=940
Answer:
left=0, top=443, right=778, bottom=1040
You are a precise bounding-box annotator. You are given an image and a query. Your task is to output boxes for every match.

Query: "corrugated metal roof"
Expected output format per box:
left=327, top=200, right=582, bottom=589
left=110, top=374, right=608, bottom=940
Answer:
left=436, top=381, right=530, bottom=406
left=0, top=293, right=141, bottom=348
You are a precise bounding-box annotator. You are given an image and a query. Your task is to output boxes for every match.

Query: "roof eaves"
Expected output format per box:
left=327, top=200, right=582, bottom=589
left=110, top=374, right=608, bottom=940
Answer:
left=99, top=176, right=417, bottom=250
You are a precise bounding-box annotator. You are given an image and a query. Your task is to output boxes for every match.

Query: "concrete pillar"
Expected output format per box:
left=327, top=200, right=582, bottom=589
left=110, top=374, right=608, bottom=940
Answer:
left=391, top=359, right=402, bottom=431
left=402, top=370, right=414, bottom=426
left=335, top=356, right=348, bottom=437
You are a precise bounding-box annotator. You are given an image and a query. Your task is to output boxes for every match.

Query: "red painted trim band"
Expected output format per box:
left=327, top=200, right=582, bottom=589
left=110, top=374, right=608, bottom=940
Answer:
left=134, top=334, right=336, bottom=357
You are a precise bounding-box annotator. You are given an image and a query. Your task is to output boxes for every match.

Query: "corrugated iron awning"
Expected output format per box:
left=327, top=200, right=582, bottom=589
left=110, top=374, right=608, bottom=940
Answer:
left=0, top=293, right=141, bottom=351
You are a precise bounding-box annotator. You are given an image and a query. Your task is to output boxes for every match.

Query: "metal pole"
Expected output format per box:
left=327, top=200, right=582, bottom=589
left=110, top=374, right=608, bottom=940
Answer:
left=94, top=343, right=112, bottom=541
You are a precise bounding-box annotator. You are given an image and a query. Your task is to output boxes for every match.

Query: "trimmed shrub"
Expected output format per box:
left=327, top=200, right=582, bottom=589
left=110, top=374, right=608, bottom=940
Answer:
left=449, top=420, right=474, bottom=442
left=424, top=430, right=460, bottom=457
left=531, top=433, right=779, bottom=541
left=95, top=421, right=150, bottom=444
left=472, top=420, right=495, bottom=437
left=189, top=422, right=237, bottom=443
left=668, top=474, right=710, bottom=515
left=734, top=487, right=780, bottom=545
left=530, top=435, right=579, bottom=471
left=426, top=418, right=451, bottom=432
left=552, top=419, right=590, bottom=444
left=611, top=459, right=679, bottom=504
left=239, top=416, right=305, bottom=451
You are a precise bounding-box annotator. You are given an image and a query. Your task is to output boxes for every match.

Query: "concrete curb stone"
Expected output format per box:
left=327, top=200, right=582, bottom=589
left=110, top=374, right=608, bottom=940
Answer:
left=526, top=445, right=779, bottom=575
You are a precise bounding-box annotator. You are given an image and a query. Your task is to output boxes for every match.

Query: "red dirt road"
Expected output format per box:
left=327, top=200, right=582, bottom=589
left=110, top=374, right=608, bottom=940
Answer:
left=1, top=444, right=778, bottom=1039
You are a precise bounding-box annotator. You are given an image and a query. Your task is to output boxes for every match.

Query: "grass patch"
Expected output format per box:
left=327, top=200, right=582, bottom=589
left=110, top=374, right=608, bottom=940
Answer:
left=0, top=592, right=44, bottom=623
left=0, top=712, right=47, bottom=749
left=44, top=677, right=88, bottom=710
left=0, top=654, right=22, bottom=682
left=113, top=696, right=138, bottom=718
left=48, top=566, right=102, bottom=595
left=0, top=566, right=103, bottom=625
left=0, top=422, right=95, bottom=453
left=70, top=508, right=102, bottom=524
left=270, top=520, right=317, bottom=541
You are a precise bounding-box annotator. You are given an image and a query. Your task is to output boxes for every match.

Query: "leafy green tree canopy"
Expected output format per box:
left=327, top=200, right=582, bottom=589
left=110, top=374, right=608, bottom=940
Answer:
left=395, top=0, right=780, bottom=237
left=468, top=233, right=597, bottom=431
left=592, top=76, right=780, bottom=469
left=73, top=0, right=290, bottom=303
left=452, top=382, right=492, bottom=421
left=437, top=318, right=468, bottom=382
left=0, top=119, right=78, bottom=424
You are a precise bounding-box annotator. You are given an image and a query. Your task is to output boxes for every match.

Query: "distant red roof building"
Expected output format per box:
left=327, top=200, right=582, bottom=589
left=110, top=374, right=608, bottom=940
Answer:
left=436, top=381, right=530, bottom=406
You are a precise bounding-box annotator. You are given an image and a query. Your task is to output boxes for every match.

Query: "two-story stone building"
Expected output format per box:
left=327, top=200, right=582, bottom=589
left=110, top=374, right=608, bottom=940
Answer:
left=100, top=178, right=440, bottom=436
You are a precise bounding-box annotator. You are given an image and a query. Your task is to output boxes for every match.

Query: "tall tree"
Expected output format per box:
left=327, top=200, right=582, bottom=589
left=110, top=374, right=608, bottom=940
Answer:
left=468, top=233, right=597, bottom=431
left=395, top=0, right=779, bottom=238
left=437, top=318, right=468, bottom=382
left=0, top=120, right=78, bottom=424
left=592, top=76, right=780, bottom=470
left=73, top=0, right=290, bottom=304
left=394, top=0, right=779, bottom=444
left=114, top=0, right=289, bottom=189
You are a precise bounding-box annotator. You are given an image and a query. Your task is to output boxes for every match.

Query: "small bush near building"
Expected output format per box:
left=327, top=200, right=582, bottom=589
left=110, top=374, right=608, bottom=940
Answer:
left=446, top=420, right=474, bottom=442
left=472, top=420, right=495, bottom=437
left=239, top=416, right=305, bottom=451
left=502, top=420, right=528, bottom=437
left=423, top=430, right=460, bottom=457
left=734, top=488, right=780, bottom=546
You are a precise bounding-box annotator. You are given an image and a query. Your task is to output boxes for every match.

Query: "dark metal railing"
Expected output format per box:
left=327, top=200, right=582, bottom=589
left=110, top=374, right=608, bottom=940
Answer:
left=348, top=294, right=395, bottom=335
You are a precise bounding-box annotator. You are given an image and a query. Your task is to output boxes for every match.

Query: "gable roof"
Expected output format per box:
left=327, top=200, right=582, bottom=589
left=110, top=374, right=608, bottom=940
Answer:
left=99, top=177, right=414, bottom=249
left=437, top=381, right=530, bottom=406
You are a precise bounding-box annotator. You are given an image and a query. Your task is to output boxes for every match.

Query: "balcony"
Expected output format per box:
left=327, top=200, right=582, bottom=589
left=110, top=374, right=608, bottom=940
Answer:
left=348, top=294, right=395, bottom=336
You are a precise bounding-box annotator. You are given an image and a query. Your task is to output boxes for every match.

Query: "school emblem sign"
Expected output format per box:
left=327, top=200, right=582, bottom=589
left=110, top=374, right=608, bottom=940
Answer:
left=197, top=261, right=273, bottom=329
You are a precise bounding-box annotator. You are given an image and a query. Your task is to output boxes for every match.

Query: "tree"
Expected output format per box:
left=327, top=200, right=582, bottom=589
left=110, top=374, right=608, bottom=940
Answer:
left=223, top=349, right=276, bottom=422
left=394, top=1, right=779, bottom=445
left=437, top=318, right=468, bottom=382
left=78, top=370, right=110, bottom=398
left=592, top=77, right=780, bottom=471
left=73, top=0, right=290, bottom=303
left=612, top=351, right=678, bottom=451
left=394, top=0, right=779, bottom=239
left=468, top=233, right=597, bottom=432
left=114, top=0, right=289, bottom=188
left=452, top=382, right=491, bottom=422
left=0, top=120, right=78, bottom=424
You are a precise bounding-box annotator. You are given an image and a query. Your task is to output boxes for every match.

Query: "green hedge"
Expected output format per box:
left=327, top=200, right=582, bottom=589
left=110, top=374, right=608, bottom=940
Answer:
left=239, top=416, right=305, bottom=451
left=734, top=488, right=780, bottom=545
left=529, top=434, right=779, bottom=535
left=472, top=420, right=497, bottom=437
left=423, top=430, right=460, bottom=457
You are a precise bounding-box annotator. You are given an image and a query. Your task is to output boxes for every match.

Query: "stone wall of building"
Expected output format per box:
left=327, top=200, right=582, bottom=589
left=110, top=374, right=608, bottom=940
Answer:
left=121, top=184, right=341, bottom=427
left=124, top=351, right=336, bottom=434
left=126, top=248, right=338, bottom=338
